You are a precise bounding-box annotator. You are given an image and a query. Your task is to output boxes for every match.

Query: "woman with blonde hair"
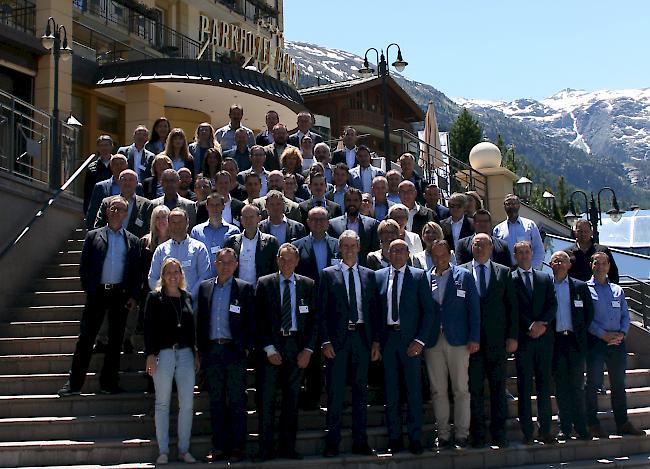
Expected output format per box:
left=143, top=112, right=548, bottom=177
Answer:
left=415, top=221, right=446, bottom=270
left=143, top=257, right=198, bottom=465
left=164, top=128, right=195, bottom=179
left=143, top=154, right=173, bottom=199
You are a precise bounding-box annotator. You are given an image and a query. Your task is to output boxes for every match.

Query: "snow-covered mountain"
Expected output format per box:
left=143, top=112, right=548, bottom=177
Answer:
left=285, top=41, right=650, bottom=205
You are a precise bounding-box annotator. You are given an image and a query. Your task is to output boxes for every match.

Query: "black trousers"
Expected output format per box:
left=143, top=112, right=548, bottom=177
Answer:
left=515, top=333, right=554, bottom=437
left=553, top=332, right=588, bottom=435
left=201, top=342, right=247, bottom=452
left=469, top=350, right=507, bottom=442
left=301, top=333, right=323, bottom=409
left=69, top=287, right=128, bottom=390
left=586, top=336, right=628, bottom=427
left=258, top=337, right=305, bottom=453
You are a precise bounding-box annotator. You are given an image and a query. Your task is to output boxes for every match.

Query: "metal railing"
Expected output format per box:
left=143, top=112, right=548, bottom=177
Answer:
left=393, top=128, right=488, bottom=204
left=0, top=0, right=36, bottom=35
left=620, top=275, right=650, bottom=329
left=0, top=90, right=81, bottom=193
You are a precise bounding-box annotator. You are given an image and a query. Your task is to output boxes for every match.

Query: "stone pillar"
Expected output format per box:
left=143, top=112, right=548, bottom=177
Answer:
left=34, top=1, right=73, bottom=117
left=124, top=84, right=166, bottom=138
left=478, top=167, right=518, bottom=222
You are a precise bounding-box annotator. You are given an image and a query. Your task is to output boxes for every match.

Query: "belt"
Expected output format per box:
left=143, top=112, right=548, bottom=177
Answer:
left=211, top=338, right=232, bottom=345
left=388, top=324, right=400, bottom=332
left=557, top=330, right=573, bottom=336
left=100, top=283, right=123, bottom=290
left=281, top=330, right=298, bottom=337
left=170, top=343, right=190, bottom=351
left=347, top=322, right=365, bottom=331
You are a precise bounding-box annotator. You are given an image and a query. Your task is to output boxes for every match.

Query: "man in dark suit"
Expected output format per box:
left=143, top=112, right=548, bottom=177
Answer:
left=398, top=180, right=434, bottom=240
left=549, top=250, right=594, bottom=441
left=196, top=248, right=254, bottom=464
left=85, top=154, right=129, bottom=229
left=440, top=193, right=475, bottom=251
left=398, top=153, right=426, bottom=202
left=331, top=126, right=358, bottom=167
left=118, top=125, right=155, bottom=182
left=565, top=219, right=620, bottom=283
left=197, top=171, right=245, bottom=226
left=94, top=169, right=153, bottom=238
left=328, top=188, right=379, bottom=268
left=460, top=233, right=518, bottom=448
left=455, top=209, right=512, bottom=268
left=254, top=243, right=317, bottom=461
left=325, top=163, right=351, bottom=209
left=320, top=231, right=378, bottom=457
left=223, top=204, right=279, bottom=285
left=348, top=145, right=385, bottom=194
left=58, top=196, right=141, bottom=396
left=424, top=240, right=480, bottom=449
left=236, top=146, right=270, bottom=195
left=370, top=176, right=394, bottom=221
left=256, top=110, right=279, bottom=146
left=299, top=174, right=342, bottom=226
left=264, top=124, right=296, bottom=172
left=258, top=190, right=306, bottom=244
left=373, top=239, right=435, bottom=454
left=511, top=240, right=558, bottom=444
left=253, top=171, right=302, bottom=223
left=83, top=135, right=114, bottom=213
left=288, top=111, right=324, bottom=148
left=150, top=169, right=197, bottom=229
left=423, top=184, right=450, bottom=222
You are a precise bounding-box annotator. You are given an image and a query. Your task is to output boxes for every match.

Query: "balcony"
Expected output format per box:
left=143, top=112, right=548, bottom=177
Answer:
left=0, top=0, right=36, bottom=35
left=341, top=108, right=412, bottom=133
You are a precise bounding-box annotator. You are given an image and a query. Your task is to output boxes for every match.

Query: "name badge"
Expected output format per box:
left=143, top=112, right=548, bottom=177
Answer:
left=574, top=300, right=584, bottom=308
left=612, top=301, right=621, bottom=308
left=229, top=304, right=241, bottom=314
left=299, top=305, right=309, bottom=314
left=181, top=260, right=191, bottom=268
left=134, top=218, right=144, bottom=227
left=457, top=290, right=466, bottom=298
left=211, top=245, right=220, bottom=254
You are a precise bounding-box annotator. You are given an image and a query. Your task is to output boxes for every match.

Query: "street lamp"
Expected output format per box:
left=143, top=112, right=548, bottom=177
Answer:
left=41, top=17, right=72, bottom=189
left=543, top=190, right=556, bottom=213
left=515, top=176, right=533, bottom=202
left=564, top=187, right=625, bottom=243
left=357, top=43, right=407, bottom=160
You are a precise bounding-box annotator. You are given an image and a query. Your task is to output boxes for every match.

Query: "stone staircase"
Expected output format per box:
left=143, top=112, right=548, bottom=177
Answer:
left=1, top=225, right=650, bottom=468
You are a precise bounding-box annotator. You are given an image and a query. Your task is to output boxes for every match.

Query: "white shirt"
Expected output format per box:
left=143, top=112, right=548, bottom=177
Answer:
left=238, top=231, right=259, bottom=284
left=341, top=263, right=363, bottom=323
left=404, top=231, right=424, bottom=254
left=222, top=197, right=233, bottom=224
left=406, top=203, right=421, bottom=232
left=387, top=265, right=406, bottom=325
left=346, top=216, right=360, bottom=234
left=471, top=259, right=492, bottom=294
left=345, top=146, right=357, bottom=168
left=132, top=147, right=145, bottom=180
left=451, top=216, right=465, bottom=248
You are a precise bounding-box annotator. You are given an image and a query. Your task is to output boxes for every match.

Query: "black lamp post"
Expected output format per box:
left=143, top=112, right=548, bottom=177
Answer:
left=357, top=44, right=407, bottom=160
left=41, top=17, right=72, bottom=189
left=564, top=187, right=625, bottom=243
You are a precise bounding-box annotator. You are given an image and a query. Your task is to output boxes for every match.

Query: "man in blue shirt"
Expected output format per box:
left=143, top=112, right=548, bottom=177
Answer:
left=493, top=194, right=544, bottom=269
left=585, top=252, right=644, bottom=438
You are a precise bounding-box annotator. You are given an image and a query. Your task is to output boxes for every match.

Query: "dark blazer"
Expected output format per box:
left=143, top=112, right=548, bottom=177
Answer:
left=328, top=215, right=379, bottom=268
left=258, top=218, right=307, bottom=243
left=460, top=261, right=518, bottom=356
left=427, top=203, right=450, bottom=223
left=318, top=264, right=378, bottom=349
left=565, top=242, right=620, bottom=284
left=374, top=266, right=435, bottom=347
left=255, top=272, right=317, bottom=352
left=83, top=156, right=112, bottom=213
left=563, top=277, right=595, bottom=355
left=256, top=130, right=273, bottom=147
left=292, top=234, right=339, bottom=289
left=236, top=167, right=270, bottom=187
left=142, top=176, right=160, bottom=200
left=298, top=198, right=342, bottom=226
left=367, top=249, right=418, bottom=271
left=263, top=143, right=297, bottom=171
left=79, top=226, right=141, bottom=299
left=288, top=131, right=323, bottom=148
left=455, top=234, right=513, bottom=268
left=196, top=277, right=255, bottom=354
left=425, top=264, right=480, bottom=347
left=118, top=144, right=155, bottom=181
left=253, top=195, right=302, bottom=224
left=85, top=178, right=144, bottom=229
left=223, top=232, right=279, bottom=279
left=511, top=269, right=557, bottom=338
left=151, top=195, right=197, bottom=229
left=409, top=205, right=435, bottom=239
left=348, top=165, right=385, bottom=192
left=196, top=197, right=244, bottom=226
left=404, top=172, right=426, bottom=202
left=94, top=194, right=153, bottom=238
left=440, top=216, right=475, bottom=250
left=331, top=148, right=356, bottom=167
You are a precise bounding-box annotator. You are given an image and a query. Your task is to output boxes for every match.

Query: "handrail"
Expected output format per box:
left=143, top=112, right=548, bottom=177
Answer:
left=393, top=127, right=464, bottom=169
left=545, top=233, right=650, bottom=261
left=619, top=274, right=650, bottom=329
left=0, top=151, right=96, bottom=261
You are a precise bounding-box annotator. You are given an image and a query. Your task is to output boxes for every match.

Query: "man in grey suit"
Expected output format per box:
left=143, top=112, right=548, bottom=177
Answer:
left=151, top=169, right=197, bottom=230
left=254, top=171, right=302, bottom=223
left=348, top=145, right=385, bottom=194
left=117, top=125, right=155, bottom=182
left=94, top=169, right=153, bottom=238
left=85, top=154, right=131, bottom=229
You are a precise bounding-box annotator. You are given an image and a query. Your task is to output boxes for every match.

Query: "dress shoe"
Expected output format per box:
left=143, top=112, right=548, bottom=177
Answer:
left=204, top=450, right=228, bottom=462
left=556, top=431, right=570, bottom=441
left=471, top=438, right=486, bottom=449
left=408, top=440, right=423, bottom=455
left=436, top=438, right=452, bottom=450
left=505, top=389, right=516, bottom=401
left=57, top=382, right=81, bottom=397
left=323, top=444, right=339, bottom=457
left=387, top=438, right=404, bottom=453
left=93, top=342, right=107, bottom=354
left=156, top=453, right=168, bottom=465
left=351, top=442, right=373, bottom=455
left=597, top=387, right=607, bottom=395
left=252, top=451, right=273, bottom=463
left=99, top=386, right=124, bottom=395
left=454, top=438, right=468, bottom=449
left=122, top=339, right=134, bottom=354
left=521, top=435, right=534, bottom=445
left=577, top=431, right=593, bottom=441
left=278, top=449, right=303, bottom=460
left=588, top=424, right=609, bottom=439
left=539, top=433, right=557, bottom=445
left=617, top=421, right=645, bottom=436
left=492, top=438, right=509, bottom=448
left=229, top=449, right=244, bottom=463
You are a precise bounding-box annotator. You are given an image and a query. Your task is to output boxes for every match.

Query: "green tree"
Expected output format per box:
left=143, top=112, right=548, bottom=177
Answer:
left=450, top=108, right=482, bottom=164
left=496, top=133, right=505, bottom=155
left=555, top=176, right=568, bottom=220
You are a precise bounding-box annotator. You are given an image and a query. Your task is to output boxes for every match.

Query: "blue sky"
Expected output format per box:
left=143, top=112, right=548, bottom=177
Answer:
left=283, top=0, right=650, bottom=101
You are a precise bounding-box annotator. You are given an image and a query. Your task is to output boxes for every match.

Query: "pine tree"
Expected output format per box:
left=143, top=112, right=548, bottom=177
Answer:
left=496, top=133, right=505, bottom=155
left=450, top=108, right=482, bottom=164
left=556, top=176, right=568, bottom=220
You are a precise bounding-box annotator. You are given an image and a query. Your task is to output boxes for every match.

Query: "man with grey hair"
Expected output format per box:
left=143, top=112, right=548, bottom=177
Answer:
left=313, top=142, right=334, bottom=183
left=388, top=204, right=424, bottom=254
left=151, top=168, right=197, bottom=229
left=319, top=230, right=378, bottom=457
left=331, top=126, right=359, bottom=168
left=237, top=145, right=270, bottom=193
left=493, top=193, right=544, bottom=269
left=223, top=127, right=252, bottom=171
left=371, top=175, right=394, bottom=221
left=386, top=170, right=403, bottom=204
left=440, top=193, right=474, bottom=251
left=288, top=111, right=323, bottom=147
left=258, top=190, right=306, bottom=245
left=398, top=179, right=435, bottom=239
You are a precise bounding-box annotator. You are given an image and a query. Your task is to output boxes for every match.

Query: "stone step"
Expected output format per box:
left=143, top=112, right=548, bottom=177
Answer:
left=0, top=371, right=149, bottom=396
left=21, top=291, right=86, bottom=307
left=510, top=452, right=650, bottom=469
left=7, top=305, right=84, bottom=322
left=0, top=352, right=146, bottom=375
left=0, top=415, right=648, bottom=468
left=53, top=251, right=83, bottom=264
left=0, top=320, right=81, bottom=338
left=34, top=277, right=83, bottom=292
left=0, top=336, right=80, bottom=355
left=42, top=264, right=81, bottom=278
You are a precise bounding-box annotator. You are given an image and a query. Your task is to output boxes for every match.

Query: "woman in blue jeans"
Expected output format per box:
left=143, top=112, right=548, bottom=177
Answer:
left=144, top=257, right=199, bottom=464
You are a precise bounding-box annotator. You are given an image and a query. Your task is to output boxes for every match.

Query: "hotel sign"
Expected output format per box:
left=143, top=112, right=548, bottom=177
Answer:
left=198, top=14, right=298, bottom=86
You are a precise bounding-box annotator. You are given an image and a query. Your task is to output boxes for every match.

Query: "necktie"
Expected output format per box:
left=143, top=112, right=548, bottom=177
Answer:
left=524, top=271, right=533, bottom=296
left=348, top=268, right=358, bottom=323
left=479, top=264, right=487, bottom=297
left=281, top=279, right=292, bottom=331
left=315, top=200, right=322, bottom=207
left=391, top=270, right=400, bottom=323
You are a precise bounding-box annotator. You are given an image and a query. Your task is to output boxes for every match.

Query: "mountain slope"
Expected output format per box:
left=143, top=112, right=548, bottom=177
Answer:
left=285, top=41, right=650, bottom=206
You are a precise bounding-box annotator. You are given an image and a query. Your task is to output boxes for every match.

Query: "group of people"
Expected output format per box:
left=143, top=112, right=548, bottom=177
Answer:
left=58, top=104, right=642, bottom=464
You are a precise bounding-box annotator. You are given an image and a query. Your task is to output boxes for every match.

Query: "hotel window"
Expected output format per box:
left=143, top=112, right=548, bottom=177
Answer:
left=96, top=101, right=123, bottom=145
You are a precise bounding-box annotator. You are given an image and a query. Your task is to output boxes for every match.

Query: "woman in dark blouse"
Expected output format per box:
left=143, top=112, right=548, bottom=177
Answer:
left=144, top=257, right=198, bottom=465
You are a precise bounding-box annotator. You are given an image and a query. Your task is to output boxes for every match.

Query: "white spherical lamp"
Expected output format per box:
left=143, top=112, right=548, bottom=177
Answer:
left=468, top=141, right=502, bottom=170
